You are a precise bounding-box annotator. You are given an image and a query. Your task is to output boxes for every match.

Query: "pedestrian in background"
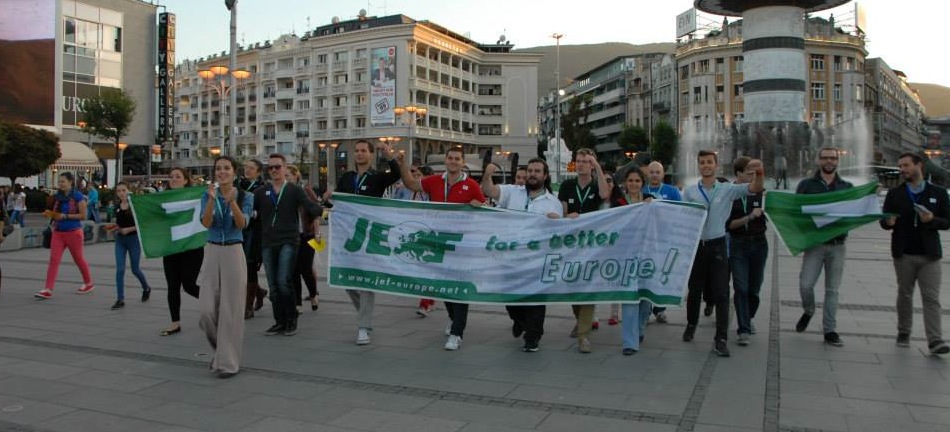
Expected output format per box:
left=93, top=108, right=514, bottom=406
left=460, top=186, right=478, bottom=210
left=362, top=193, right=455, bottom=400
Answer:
left=160, top=168, right=203, bottom=336
left=108, top=182, right=151, bottom=310
left=239, top=159, right=267, bottom=319
left=286, top=165, right=322, bottom=315
left=11, top=184, right=26, bottom=227
left=35, top=172, right=94, bottom=300
left=881, top=152, right=950, bottom=355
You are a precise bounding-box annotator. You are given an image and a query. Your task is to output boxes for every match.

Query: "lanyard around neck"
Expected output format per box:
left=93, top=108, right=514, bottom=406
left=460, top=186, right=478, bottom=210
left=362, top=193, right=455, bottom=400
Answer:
left=697, top=180, right=717, bottom=207
left=270, top=182, right=287, bottom=226
left=354, top=171, right=370, bottom=193
left=443, top=174, right=462, bottom=203
left=576, top=181, right=593, bottom=207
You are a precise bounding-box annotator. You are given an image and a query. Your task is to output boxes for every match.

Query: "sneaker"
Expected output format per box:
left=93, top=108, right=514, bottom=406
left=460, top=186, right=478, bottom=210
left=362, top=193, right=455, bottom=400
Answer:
left=749, top=322, right=757, bottom=334
left=569, top=324, right=578, bottom=338
left=577, top=337, right=592, bottom=354
left=110, top=300, right=125, bottom=310
left=896, top=333, right=910, bottom=348
left=737, top=333, right=750, bottom=346
left=415, top=307, right=429, bottom=318
left=608, top=317, right=619, bottom=326
left=929, top=340, right=950, bottom=355
left=824, top=332, right=844, bottom=347
left=655, top=311, right=668, bottom=324
left=356, top=328, right=371, bottom=345
left=622, top=348, right=637, bottom=356
left=141, top=288, right=151, bottom=302
left=76, top=284, right=95, bottom=294
left=34, top=289, right=53, bottom=300
left=591, top=320, right=600, bottom=330
left=444, top=322, right=452, bottom=336
left=511, top=322, right=524, bottom=338
left=795, top=313, right=812, bottom=333
left=444, top=334, right=461, bottom=351
left=714, top=339, right=731, bottom=357
left=522, top=342, right=539, bottom=352
left=282, top=322, right=297, bottom=336
left=264, top=323, right=284, bottom=336
left=704, top=304, right=714, bottom=317
left=682, top=324, right=696, bottom=342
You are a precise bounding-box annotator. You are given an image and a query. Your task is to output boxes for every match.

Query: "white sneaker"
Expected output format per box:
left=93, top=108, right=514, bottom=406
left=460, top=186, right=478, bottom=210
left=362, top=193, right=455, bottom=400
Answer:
left=445, top=322, right=452, bottom=336
left=444, top=334, right=461, bottom=350
left=356, top=328, right=371, bottom=345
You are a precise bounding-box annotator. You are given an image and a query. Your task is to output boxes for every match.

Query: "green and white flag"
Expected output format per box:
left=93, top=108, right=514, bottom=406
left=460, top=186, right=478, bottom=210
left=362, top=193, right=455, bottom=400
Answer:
left=328, top=193, right=706, bottom=305
left=764, top=181, right=885, bottom=256
left=129, top=187, right=207, bottom=258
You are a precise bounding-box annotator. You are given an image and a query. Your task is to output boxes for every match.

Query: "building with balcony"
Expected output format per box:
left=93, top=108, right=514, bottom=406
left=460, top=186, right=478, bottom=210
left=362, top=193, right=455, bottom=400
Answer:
left=170, top=13, right=541, bottom=185
left=864, top=58, right=927, bottom=164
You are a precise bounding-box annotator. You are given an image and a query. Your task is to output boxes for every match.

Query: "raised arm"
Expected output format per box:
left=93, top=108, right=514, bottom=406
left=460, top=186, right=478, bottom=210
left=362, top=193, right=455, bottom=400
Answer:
left=591, top=156, right=612, bottom=200
left=747, top=159, right=765, bottom=193
left=481, top=163, right=501, bottom=200
left=396, top=152, right=423, bottom=192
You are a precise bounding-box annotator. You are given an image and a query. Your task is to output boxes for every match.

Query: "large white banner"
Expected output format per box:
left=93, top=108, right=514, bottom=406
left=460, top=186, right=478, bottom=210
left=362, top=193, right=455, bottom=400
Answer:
left=328, top=194, right=705, bottom=305
left=370, top=46, right=396, bottom=126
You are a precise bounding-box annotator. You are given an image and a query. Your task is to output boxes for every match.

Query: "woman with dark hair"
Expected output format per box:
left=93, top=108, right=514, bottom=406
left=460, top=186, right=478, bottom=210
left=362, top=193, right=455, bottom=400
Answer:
left=35, top=172, right=94, bottom=299
left=239, top=159, right=267, bottom=319
left=286, top=166, right=322, bottom=314
left=199, top=156, right=253, bottom=378
left=160, top=168, right=203, bottom=335
left=610, top=168, right=654, bottom=356
left=108, top=182, right=151, bottom=310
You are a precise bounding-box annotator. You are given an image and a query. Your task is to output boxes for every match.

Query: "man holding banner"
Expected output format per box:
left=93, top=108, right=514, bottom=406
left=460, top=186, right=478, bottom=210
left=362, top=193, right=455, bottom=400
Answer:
left=482, top=159, right=562, bottom=352
left=682, top=150, right=764, bottom=357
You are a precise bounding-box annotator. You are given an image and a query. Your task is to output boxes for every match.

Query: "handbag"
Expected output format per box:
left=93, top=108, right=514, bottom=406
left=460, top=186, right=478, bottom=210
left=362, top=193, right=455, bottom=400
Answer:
left=42, top=225, right=52, bottom=249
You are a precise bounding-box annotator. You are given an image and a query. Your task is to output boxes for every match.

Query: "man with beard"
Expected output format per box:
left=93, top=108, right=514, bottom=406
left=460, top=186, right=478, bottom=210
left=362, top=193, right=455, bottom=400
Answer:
left=481, top=158, right=562, bottom=352
left=794, top=147, right=852, bottom=347
left=881, top=152, right=950, bottom=354
left=239, top=159, right=267, bottom=319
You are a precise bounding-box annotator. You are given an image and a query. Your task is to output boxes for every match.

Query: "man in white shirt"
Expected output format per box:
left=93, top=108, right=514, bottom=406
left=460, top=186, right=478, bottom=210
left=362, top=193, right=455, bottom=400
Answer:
left=482, top=158, right=562, bottom=352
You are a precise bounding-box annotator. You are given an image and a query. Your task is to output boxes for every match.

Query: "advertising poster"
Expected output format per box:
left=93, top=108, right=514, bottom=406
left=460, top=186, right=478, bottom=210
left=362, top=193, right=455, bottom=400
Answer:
left=370, top=46, right=396, bottom=126
left=0, top=0, right=56, bottom=126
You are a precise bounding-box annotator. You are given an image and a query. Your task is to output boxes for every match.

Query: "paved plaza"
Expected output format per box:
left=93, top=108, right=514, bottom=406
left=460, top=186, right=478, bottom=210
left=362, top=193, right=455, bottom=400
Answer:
left=0, top=224, right=947, bottom=432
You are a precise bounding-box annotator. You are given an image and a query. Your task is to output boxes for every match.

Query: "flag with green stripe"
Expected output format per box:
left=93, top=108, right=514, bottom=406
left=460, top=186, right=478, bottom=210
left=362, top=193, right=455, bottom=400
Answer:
left=129, top=187, right=207, bottom=258
left=764, top=181, right=885, bottom=255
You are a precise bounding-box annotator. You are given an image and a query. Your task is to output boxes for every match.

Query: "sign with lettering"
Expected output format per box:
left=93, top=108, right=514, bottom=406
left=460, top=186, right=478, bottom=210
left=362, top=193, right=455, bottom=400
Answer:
left=158, top=12, right=176, bottom=142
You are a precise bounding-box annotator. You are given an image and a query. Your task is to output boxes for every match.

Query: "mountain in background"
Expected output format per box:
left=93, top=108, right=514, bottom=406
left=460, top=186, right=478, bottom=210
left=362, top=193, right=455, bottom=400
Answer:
left=515, top=42, right=950, bottom=119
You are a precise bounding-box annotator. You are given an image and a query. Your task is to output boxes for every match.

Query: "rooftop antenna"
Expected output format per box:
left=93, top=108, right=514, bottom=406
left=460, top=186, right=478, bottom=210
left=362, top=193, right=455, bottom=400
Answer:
left=306, top=16, right=311, bottom=29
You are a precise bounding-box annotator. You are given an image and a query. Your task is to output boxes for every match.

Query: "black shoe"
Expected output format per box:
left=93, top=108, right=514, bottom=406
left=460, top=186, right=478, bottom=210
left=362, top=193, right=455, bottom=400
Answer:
left=110, top=300, right=125, bottom=310
left=141, top=289, right=151, bottom=302
left=512, top=322, right=524, bottom=338
left=283, top=322, right=298, bottom=336
left=703, top=304, right=714, bottom=317
left=824, top=332, right=844, bottom=347
left=217, top=371, right=238, bottom=379
left=264, top=323, right=284, bottom=336
left=929, top=340, right=950, bottom=355
left=682, top=324, right=696, bottom=342
left=522, top=342, right=539, bottom=352
left=254, top=288, right=267, bottom=311
left=795, top=313, right=812, bottom=333
left=622, top=348, right=637, bottom=356
left=714, top=339, right=731, bottom=357
left=896, top=333, right=910, bottom=347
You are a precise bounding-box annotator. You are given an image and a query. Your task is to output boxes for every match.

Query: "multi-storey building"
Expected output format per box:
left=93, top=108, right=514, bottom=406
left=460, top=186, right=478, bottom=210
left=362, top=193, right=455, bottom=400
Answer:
left=650, top=54, right=678, bottom=129
left=864, top=58, right=927, bottom=164
left=171, top=14, right=541, bottom=187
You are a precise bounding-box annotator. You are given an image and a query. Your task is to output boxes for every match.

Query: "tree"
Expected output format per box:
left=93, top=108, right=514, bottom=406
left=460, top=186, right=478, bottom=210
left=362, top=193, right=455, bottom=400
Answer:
left=618, top=124, right=650, bottom=152
left=0, top=121, right=61, bottom=184
left=651, top=121, right=678, bottom=167
left=560, top=94, right=597, bottom=155
left=81, top=88, right=137, bottom=156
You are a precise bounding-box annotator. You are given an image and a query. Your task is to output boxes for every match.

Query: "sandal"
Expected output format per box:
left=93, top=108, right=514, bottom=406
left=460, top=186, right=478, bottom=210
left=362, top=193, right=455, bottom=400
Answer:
left=160, top=325, right=181, bottom=336
left=310, top=295, right=319, bottom=311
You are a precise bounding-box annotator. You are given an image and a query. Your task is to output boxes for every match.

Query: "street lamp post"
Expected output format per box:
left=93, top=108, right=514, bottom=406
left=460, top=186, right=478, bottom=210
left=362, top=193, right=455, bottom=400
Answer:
left=318, top=142, right=339, bottom=191
left=198, top=66, right=251, bottom=156
left=116, top=142, right=129, bottom=185
left=393, top=104, right=428, bottom=165
left=552, top=32, right=564, bottom=184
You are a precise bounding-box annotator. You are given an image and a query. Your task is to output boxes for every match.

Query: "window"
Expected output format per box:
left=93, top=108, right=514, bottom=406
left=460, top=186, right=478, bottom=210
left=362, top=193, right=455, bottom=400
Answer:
left=811, top=82, right=825, bottom=100
left=333, top=51, right=348, bottom=62
left=317, top=54, right=328, bottom=64
left=356, top=94, right=367, bottom=105
left=833, top=56, right=841, bottom=71
left=734, top=84, right=743, bottom=97
left=733, top=56, right=743, bottom=73
left=693, top=87, right=702, bottom=103
left=334, top=74, right=348, bottom=84
left=812, top=111, right=825, bottom=128
left=355, top=48, right=367, bottom=59
left=811, top=54, right=825, bottom=70
left=334, top=96, right=347, bottom=106
left=355, top=117, right=367, bottom=128
left=833, top=84, right=842, bottom=101
left=334, top=119, right=347, bottom=129
left=317, top=76, right=328, bottom=86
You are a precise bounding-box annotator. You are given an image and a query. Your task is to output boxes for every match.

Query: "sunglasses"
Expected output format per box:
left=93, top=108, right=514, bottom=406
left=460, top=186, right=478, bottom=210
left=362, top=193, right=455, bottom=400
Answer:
left=268, top=165, right=284, bottom=170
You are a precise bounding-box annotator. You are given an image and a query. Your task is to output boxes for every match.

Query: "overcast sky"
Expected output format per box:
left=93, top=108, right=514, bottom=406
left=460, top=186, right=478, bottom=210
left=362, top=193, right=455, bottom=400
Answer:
left=159, top=0, right=947, bottom=87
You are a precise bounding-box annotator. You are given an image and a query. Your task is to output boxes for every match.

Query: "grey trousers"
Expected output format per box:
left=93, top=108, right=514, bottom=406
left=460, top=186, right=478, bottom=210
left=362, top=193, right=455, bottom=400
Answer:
left=199, top=243, right=247, bottom=374
left=346, top=289, right=375, bottom=330
left=894, top=255, right=943, bottom=343
left=799, top=243, right=846, bottom=333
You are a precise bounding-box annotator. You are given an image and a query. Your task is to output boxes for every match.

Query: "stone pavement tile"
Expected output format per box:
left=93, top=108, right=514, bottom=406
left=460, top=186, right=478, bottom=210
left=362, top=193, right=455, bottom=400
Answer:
left=780, top=407, right=849, bottom=431
left=908, top=405, right=950, bottom=426
left=67, top=354, right=167, bottom=375
left=696, top=393, right=763, bottom=430
left=692, top=425, right=760, bottom=432
left=838, top=383, right=950, bottom=408
left=0, top=342, right=30, bottom=356
left=781, top=378, right=841, bottom=397
left=474, top=368, right=583, bottom=390
left=132, top=400, right=263, bottom=431
left=226, top=394, right=351, bottom=424
left=414, top=400, right=549, bottom=429
left=54, top=387, right=168, bottom=416
left=328, top=408, right=466, bottom=432
left=780, top=338, right=883, bottom=364
left=0, top=375, right=81, bottom=400
left=237, top=416, right=360, bottom=432
left=0, top=345, right=98, bottom=366
left=215, top=374, right=334, bottom=400
left=457, top=423, right=536, bottom=432
left=2, top=360, right=85, bottom=380
left=396, top=373, right=517, bottom=398
left=889, top=376, right=950, bottom=395
left=535, top=412, right=676, bottom=432
left=308, top=387, right=433, bottom=414
left=846, top=414, right=950, bottom=432
left=624, top=393, right=688, bottom=415
left=580, top=377, right=693, bottom=399
left=134, top=363, right=223, bottom=386
left=504, top=385, right=630, bottom=411
left=61, top=369, right=166, bottom=393
left=876, top=352, right=950, bottom=372
left=34, top=409, right=170, bottom=432
left=0, top=394, right=77, bottom=426
left=781, top=392, right=914, bottom=420
left=136, top=380, right=255, bottom=408
left=153, top=427, right=207, bottom=432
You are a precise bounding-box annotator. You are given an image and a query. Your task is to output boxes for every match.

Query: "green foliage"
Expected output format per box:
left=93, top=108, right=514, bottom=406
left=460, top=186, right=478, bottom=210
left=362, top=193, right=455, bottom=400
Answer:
left=650, top=121, right=678, bottom=167
left=0, top=121, right=61, bottom=184
left=618, top=124, right=650, bottom=152
left=81, top=88, right=137, bottom=148
left=560, top=94, right=597, bottom=155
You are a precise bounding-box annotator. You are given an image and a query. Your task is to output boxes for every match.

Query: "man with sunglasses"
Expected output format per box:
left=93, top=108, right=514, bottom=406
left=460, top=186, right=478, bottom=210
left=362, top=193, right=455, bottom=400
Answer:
left=333, top=139, right=401, bottom=345
left=794, top=147, right=853, bottom=347
left=254, top=154, right=323, bottom=337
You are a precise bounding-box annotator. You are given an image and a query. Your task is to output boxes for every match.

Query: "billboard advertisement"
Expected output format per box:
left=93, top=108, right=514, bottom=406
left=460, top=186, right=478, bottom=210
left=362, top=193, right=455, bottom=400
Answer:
left=158, top=12, right=176, bottom=142
left=676, top=8, right=697, bottom=38
left=855, top=3, right=867, bottom=34
left=0, top=0, right=56, bottom=126
left=370, top=46, right=396, bottom=126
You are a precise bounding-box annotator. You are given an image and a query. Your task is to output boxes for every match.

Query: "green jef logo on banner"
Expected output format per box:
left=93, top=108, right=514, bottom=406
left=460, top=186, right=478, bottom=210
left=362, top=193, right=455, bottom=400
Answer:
left=129, top=187, right=207, bottom=258
left=344, top=217, right=463, bottom=264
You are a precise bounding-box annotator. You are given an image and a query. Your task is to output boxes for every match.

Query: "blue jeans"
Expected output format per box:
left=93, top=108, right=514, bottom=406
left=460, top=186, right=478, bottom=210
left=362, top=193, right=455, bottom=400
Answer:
left=799, top=242, right=845, bottom=333
left=10, top=210, right=24, bottom=226
left=730, top=235, right=768, bottom=335
left=621, top=300, right=653, bottom=350
left=262, top=243, right=298, bottom=325
left=115, top=233, right=149, bottom=300
left=88, top=205, right=101, bottom=224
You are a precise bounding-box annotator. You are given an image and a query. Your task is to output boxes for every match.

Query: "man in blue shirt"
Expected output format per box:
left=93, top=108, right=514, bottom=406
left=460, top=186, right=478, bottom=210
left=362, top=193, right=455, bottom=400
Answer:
left=643, top=161, right=681, bottom=324
left=682, top=150, right=764, bottom=357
